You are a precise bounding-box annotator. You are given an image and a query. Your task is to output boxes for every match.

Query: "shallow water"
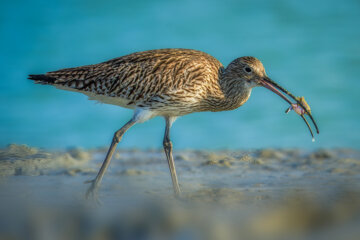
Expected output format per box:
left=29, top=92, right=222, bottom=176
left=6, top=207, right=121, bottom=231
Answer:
left=1, top=0, right=360, bottom=150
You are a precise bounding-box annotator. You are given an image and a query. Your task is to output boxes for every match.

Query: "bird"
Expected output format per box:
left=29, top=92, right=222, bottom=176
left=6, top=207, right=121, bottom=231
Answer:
left=28, top=48, right=319, bottom=198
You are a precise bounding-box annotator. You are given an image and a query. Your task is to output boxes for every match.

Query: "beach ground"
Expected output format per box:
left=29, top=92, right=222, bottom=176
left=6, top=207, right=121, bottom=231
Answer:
left=0, top=144, right=359, bottom=240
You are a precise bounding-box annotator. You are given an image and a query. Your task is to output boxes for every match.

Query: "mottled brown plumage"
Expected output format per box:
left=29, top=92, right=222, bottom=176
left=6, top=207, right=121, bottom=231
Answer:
left=30, top=49, right=262, bottom=116
left=29, top=48, right=319, bottom=198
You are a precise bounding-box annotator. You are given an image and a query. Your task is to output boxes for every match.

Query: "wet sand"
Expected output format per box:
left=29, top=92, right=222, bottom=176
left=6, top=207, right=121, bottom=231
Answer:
left=0, top=144, right=360, bottom=240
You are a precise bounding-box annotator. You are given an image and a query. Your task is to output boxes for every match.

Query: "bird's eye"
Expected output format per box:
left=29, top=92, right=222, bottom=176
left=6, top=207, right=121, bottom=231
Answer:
left=244, top=67, right=252, bottom=73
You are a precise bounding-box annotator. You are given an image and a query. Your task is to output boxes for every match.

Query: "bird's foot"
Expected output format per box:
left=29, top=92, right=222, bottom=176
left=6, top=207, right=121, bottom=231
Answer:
left=84, top=179, right=101, bottom=205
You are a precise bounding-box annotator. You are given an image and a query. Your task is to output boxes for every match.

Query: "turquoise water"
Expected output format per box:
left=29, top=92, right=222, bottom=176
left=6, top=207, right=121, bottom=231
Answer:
left=1, top=0, right=359, bottom=150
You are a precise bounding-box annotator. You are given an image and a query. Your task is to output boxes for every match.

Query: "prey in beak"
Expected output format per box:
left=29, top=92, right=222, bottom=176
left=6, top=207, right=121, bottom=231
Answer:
left=222, top=56, right=319, bottom=141
left=260, top=76, right=319, bottom=141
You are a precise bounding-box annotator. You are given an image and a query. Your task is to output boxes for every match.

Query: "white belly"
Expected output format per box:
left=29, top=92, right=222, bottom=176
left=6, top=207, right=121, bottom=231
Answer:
left=55, top=85, right=136, bottom=109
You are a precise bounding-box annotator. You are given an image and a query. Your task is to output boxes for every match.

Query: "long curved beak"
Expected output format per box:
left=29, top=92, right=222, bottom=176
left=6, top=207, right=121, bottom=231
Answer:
left=260, top=77, right=293, bottom=105
left=259, top=76, right=320, bottom=140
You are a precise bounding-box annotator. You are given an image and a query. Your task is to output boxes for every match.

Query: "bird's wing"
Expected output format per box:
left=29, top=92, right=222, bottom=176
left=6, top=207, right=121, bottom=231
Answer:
left=29, top=49, right=223, bottom=105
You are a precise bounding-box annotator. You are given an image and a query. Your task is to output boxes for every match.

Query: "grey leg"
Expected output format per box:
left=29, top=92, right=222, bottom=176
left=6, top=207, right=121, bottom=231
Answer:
left=163, top=117, right=181, bottom=197
left=86, top=118, right=136, bottom=200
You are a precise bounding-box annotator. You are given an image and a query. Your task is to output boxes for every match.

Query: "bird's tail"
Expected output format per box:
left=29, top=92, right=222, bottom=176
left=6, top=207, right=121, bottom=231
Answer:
left=28, top=74, right=57, bottom=85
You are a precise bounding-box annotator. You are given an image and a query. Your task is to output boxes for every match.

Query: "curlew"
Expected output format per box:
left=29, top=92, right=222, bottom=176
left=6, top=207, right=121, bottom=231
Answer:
left=29, top=48, right=319, bottom=198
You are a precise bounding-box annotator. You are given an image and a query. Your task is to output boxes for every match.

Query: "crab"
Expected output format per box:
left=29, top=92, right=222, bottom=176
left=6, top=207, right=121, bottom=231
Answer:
left=285, top=96, right=311, bottom=115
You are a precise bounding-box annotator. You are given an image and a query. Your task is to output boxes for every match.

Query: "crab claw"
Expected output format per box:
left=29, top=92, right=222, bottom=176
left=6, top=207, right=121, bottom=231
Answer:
left=285, top=106, right=293, bottom=114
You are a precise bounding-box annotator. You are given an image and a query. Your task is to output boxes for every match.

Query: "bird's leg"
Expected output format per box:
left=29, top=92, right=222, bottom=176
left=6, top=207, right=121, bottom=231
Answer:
left=163, top=117, right=181, bottom=197
left=85, top=118, right=136, bottom=200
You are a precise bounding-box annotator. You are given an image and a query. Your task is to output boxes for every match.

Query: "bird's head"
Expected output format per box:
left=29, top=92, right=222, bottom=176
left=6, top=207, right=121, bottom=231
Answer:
left=222, top=56, right=265, bottom=89
left=222, top=56, right=319, bottom=139
left=224, top=56, right=299, bottom=105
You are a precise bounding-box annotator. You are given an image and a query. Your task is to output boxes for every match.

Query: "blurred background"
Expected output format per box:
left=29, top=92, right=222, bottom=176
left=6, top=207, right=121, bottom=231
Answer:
left=0, top=0, right=359, bottom=150
left=1, top=1, right=360, bottom=240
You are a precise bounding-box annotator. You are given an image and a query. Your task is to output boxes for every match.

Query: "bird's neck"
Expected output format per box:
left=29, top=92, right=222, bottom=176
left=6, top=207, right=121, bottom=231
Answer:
left=215, top=69, right=252, bottom=111
left=200, top=67, right=252, bottom=112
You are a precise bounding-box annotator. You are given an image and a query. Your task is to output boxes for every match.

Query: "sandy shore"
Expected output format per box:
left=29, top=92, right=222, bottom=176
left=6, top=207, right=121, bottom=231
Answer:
left=0, top=144, right=360, bottom=240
